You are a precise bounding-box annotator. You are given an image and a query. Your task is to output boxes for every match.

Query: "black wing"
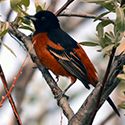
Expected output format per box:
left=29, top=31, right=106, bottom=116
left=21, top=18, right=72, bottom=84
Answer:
left=47, top=45, right=90, bottom=89
left=48, top=28, right=77, bottom=50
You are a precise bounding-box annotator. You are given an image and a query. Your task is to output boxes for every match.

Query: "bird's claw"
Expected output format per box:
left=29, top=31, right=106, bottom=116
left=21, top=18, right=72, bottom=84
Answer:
left=55, top=91, right=69, bottom=101
left=56, top=75, right=59, bottom=83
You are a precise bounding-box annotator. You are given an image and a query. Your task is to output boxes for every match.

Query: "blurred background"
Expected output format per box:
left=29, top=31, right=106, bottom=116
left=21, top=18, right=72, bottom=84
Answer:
left=0, top=0, right=125, bottom=125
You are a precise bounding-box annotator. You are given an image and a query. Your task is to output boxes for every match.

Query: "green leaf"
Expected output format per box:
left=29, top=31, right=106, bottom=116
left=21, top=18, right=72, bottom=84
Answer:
left=19, top=25, right=34, bottom=31
left=35, top=5, right=43, bottom=12
left=96, top=19, right=114, bottom=49
left=21, top=16, right=31, bottom=25
left=80, top=41, right=99, bottom=46
left=102, top=44, right=114, bottom=53
left=21, top=0, right=30, bottom=7
left=3, top=43, right=16, bottom=57
left=83, top=0, right=116, bottom=12
left=115, top=7, right=125, bottom=32
left=123, top=65, right=125, bottom=73
left=117, top=74, right=125, bottom=80
left=100, top=20, right=113, bottom=27
left=96, top=22, right=104, bottom=38
left=109, top=31, right=115, bottom=39
left=118, top=102, right=125, bottom=109
left=0, top=0, right=7, bottom=2
left=42, top=2, right=46, bottom=10
left=96, top=20, right=112, bottom=38
left=94, top=11, right=110, bottom=21
left=10, top=0, right=21, bottom=11
left=35, top=1, right=46, bottom=12
left=0, top=29, right=8, bottom=38
left=105, top=32, right=113, bottom=41
left=101, top=33, right=112, bottom=47
left=10, top=0, right=30, bottom=12
left=101, top=1, right=115, bottom=12
left=0, top=22, right=9, bottom=38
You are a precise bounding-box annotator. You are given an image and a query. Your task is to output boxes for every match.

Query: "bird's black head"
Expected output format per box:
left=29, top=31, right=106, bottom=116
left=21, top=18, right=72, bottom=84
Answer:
left=26, top=10, right=60, bottom=33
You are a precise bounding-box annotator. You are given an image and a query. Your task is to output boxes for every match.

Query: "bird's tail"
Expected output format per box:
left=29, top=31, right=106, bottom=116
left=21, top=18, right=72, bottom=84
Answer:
left=107, top=97, right=120, bottom=116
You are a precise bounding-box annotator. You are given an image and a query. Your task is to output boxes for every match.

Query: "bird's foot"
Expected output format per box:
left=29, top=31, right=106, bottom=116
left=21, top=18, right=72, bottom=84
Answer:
left=55, top=91, right=69, bottom=101
left=56, top=75, right=59, bottom=83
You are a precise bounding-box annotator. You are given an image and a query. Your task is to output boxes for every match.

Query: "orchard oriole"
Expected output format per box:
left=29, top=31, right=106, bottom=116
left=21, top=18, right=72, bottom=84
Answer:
left=25, top=10, right=119, bottom=116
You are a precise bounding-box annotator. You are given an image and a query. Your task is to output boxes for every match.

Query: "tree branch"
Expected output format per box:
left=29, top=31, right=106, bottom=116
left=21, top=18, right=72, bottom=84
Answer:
left=55, top=0, right=75, bottom=16
left=0, top=65, right=22, bottom=125
left=59, top=13, right=109, bottom=21
left=88, top=47, right=117, bottom=124
left=69, top=53, right=124, bottom=125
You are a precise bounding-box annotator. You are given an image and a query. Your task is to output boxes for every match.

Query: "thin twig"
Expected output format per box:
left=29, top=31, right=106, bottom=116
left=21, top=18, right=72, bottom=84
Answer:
left=59, top=13, right=109, bottom=21
left=89, top=46, right=117, bottom=124
left=0, top=53, right=29, bottom=105
left=102, top=47, right=117, bottom=85
left=6, top=9, right=13, bottom=21
left=55, top=0, right=75, bottom=16
left=0, top=65, right=22, bottom=125
left=59, top=13, right=98, bottom=19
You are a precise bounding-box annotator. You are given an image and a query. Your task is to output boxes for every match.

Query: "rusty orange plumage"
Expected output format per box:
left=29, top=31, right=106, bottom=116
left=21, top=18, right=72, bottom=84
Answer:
left=73, top=44, right=97, bottom=86
left=32, top=33, right=74, bottom=81
left=26, top=10, right=119, bottom=116
left=32, top=33, right=98, bottom=87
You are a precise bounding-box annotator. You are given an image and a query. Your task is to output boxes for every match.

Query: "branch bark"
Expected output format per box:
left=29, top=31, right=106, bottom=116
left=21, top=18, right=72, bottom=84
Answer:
left=0, top=65, right=22, bottom=125
left=59, top=13, right=109, bottom=21
left=69, top=53, right=124, bottom=125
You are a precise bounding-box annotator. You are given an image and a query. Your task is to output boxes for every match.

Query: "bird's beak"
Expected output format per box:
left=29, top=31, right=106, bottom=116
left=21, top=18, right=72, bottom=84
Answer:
left=24, top=15, right=37, bottom=21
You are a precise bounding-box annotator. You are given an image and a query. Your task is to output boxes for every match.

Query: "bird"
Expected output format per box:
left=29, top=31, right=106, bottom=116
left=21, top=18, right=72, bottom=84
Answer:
left=25, top=10, right=120, bottom=116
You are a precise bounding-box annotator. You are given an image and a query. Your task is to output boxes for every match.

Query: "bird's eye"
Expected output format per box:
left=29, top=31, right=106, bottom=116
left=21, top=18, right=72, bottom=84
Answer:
left=41, top=16, right=46, bottom=21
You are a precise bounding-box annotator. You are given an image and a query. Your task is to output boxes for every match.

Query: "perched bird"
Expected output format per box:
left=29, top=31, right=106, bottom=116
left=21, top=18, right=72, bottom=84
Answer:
left=25, top=10, right=119, bottom=116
